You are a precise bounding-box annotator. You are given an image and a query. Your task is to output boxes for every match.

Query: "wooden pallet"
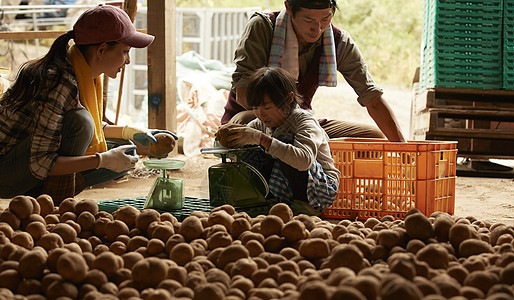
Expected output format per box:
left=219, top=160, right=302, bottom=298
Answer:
left=413, top=87, right=514, bottom=159
left=414, top=87, right=514, bottom=115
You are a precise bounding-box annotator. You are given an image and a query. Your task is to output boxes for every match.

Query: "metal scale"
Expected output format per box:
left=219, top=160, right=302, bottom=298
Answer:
left=200, top=146, right=269, bottom=208
left=143, top=159, right=186, bottom=210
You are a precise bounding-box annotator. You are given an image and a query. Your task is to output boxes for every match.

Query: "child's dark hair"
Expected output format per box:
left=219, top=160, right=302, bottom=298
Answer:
left=246, top=67, right=302, bottom=112
left=286, top=0, right=338, bottom=16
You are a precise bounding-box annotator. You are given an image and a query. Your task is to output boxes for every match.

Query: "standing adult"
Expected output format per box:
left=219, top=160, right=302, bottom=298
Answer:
left=221, top=0, right=405, bottom=142
left=0, top=5, right=176, bottom=203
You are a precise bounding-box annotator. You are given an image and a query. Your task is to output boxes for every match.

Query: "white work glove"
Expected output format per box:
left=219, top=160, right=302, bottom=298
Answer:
left=96, top=145, right=138, bottom=172
left=222, top=126, right=262, bottom=149
left=122, top=125, right=178, bottom=146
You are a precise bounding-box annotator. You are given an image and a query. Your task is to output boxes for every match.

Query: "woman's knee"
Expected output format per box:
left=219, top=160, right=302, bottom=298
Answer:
left=62, top=109, right=95, bottom=142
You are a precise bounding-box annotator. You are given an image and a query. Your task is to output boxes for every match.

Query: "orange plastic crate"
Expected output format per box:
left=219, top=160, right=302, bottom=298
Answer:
left=322, top=138, right=457, bottom=220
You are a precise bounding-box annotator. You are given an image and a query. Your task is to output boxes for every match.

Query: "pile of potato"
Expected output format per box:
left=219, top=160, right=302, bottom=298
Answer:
left=0, top=195, right=513, bottom=300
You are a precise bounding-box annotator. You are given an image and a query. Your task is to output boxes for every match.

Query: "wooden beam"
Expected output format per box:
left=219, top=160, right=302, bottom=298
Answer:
left=0, top=29, right=148, bottom=41
left=147, top=1, right=176, bottom=132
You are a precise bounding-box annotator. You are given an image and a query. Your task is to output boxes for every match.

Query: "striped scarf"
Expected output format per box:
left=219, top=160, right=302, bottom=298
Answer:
left=268, top=9, right=337, bottom=87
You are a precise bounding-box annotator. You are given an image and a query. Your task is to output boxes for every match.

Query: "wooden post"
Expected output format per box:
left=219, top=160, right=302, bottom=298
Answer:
left=147, top=1, right=176, bottom=132
left=114, top=0, right=138, bottom=125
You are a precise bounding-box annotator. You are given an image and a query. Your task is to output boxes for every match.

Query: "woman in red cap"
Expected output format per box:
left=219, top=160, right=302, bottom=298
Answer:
left=221, top=0, right=405, bottom=142
left=0, top=5, right=176, bottom=204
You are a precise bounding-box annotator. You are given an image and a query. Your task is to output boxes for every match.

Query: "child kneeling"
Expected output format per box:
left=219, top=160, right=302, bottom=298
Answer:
left=217, top=67, right=340, bottom=214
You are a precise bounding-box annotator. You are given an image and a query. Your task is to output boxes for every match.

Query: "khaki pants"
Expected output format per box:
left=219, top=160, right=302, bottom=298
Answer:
left=228, top=110, right=384, bottom=139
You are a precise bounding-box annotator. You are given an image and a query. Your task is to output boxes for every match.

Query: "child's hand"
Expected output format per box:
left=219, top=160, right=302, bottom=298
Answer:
left=215, top=123, right=245, bottom=147
left=223, top=126, right=261, bottom=148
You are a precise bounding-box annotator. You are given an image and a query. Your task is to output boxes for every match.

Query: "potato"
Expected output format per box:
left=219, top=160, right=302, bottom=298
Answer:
left=105, top=220, right=130, bottom=242
left=381, top=275, right=424, bottom=300
left=416, top=243, right=449, bottom=269
left=264, top=235, right=286, bottom=253
left=58, top=197, right=77, bottom=215
left=59, top=211, right=77, bottom=223
left=269, top=203, right=293, bottom=223
left=309, top=227, right=332, bottom=240
left=93, top=251, right=124, bottom=277
left=169, top=242, right=194, bottom=266
left=464, top=270, right=499, bottom=294
left=11, top=232, right=34, bottom=249
left=121, top=252, right=145, bottom=271
left=51, top=223, right=77, bottom=244
left=207, top=231, right=232, bottom=250
left=459, top=239, right=494, bottom=258
left=84, top=269, right=108, bottom=289
left=46, top=278, right=78, bottom=299
left=57, top=252, right=88, bottom=283
left=114, top=205, right=140, bottom=228
left=109, top=241, right=127, bottom=256
left=0, top=223, right=14, bottom=239
left=36, top=232, right=64, bottom=251
left=245, top=239, right=265, bottom=257
left=404, top=212, right=434, bottom=240
left=147, top=238, right=166, bottom=256
left=36, top=194, right=54, bottom=217
left=74, top=199, right=98, bottom=215
left=299, top=238, right=330, bottom=260
left=449, top=223, right=471, bottom=251
left=279, top=220, right=305, bottom=243
left=17, top=278, right=43, bottom=296
left=229, top=218, right=251, bottom=239
left=239, top=231, right=265, bottom=245
left=491, top=225, right=514, bottom=246
left=135, top=209, right=161, bottom=234
left=322, top=244, right=363, bottom=273
left=178, top=215, right=204, bottom=242
left=0, top=210, right=20, bottom=230
left=18, top=250, right=47, bottom=279
left=259, top=215, right=284, bottom=238
left=132, top=257, right=168, bottom=288
left=149, top=221, right=175, bottom=242
left=126, top=235, right=148, bottom=252
left=93, top=217, right=111, bottom=238
left=0, top=269, right=22, bottom=291
left=9, top=195, right=34, bottom=219
left=377, top=229, right=401, bottom=249
left=216, top=244, right=250, bottom=269
left=148, top=132, right=176, bottom=158
left=118, top=286, right=140, bottom=299
left=44, top=214, right=59, bottom=225
left=77, top=211, right=96, bottom=232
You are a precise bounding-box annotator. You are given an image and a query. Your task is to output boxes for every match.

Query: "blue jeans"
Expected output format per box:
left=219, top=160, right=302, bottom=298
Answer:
left=0, top=108, right=129, bottom=198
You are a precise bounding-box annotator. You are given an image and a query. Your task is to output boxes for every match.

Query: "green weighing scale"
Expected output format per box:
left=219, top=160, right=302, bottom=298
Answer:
left=143, top=159, right=186, bottom=210
left=201, top=146, right=269, bottom=209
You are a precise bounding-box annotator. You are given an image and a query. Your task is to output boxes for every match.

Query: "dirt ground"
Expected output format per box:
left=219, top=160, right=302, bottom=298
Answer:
left=1, top=81, right=513, bottom=226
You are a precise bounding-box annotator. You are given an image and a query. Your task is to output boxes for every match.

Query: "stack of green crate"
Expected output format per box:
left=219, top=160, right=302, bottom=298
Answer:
left=420, top=0, right=503, bottom=89
left=504, top=0, right=514, bottom=89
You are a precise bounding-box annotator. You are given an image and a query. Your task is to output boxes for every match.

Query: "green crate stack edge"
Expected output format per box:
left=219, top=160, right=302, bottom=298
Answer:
left=420, top=0, right=503, bottom=89
left=505, top=0, right=514, bottom=89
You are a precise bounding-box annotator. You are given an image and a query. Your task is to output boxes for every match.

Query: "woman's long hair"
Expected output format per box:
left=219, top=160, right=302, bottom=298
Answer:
left=1, top=30, right=75, bottom=110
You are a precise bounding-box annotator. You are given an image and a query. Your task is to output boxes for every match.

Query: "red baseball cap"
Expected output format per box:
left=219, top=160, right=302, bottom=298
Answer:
left=73, top=4, right=154, bottom=48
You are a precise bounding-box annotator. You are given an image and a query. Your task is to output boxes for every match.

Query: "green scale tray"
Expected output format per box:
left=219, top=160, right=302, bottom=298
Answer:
left=97, top=197, right=274, bottom=220
left=97, top=197, right=213, bottom=221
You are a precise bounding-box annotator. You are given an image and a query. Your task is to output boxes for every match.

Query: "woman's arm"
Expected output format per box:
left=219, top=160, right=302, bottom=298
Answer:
left=103, top=125, right=124, bottom=139
left=48, top=155, right=99, bottom=175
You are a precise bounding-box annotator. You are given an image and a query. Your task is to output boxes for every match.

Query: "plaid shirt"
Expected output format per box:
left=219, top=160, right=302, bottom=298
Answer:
left=0, top=65, right=82, bottom=180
